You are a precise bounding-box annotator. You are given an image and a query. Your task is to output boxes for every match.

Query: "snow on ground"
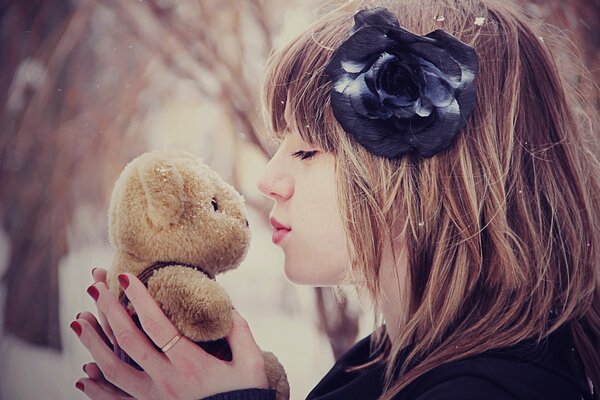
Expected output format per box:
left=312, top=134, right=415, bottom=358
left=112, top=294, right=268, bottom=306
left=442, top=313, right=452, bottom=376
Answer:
left=0, top=240, right=111, bottom=400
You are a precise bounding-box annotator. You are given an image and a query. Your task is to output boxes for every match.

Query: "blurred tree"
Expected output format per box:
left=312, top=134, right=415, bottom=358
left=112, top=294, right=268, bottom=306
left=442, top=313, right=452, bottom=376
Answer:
left=0, top=0, right=148, bottom=349
left=1, top=0, right=86, bottom=349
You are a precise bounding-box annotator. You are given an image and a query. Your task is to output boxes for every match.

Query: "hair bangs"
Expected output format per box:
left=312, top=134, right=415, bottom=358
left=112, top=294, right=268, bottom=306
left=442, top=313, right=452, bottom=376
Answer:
left=261, top=12, right=352, bottom=152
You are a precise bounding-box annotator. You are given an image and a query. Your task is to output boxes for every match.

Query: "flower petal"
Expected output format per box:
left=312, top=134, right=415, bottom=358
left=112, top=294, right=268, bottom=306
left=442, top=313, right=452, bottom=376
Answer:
left=373, top=54, right=421, bottom=100
left=325, top=26, right=397, bottom=90
left=356, top=119, right=415, bottom=158
left=342, top=60, right=367, bottom=74
left=383, top=29, right=457, bottom=72
left=425, top=29, right=479, bottom=88
left=371, top=134, right=414, bottom=158
left=382, top=95, right=416, bottom=107
left=415, top=58, right=459, bottom=89
left=334, top=27, right=396, bottom=66
left=333, top=75, right=353, bottom=94
left=330, top=90, right=413, bottom=158
left=414, top=97, right=434, bottom=117
left=391, top=38, right=463, bottom=83
left=421, top=70, right=454, bottom=107
left=345, top=74, right=392, bottom=119
left=392, top=113, right=435, bottom=134
left=454, top=80, right=478, bottom=132
left=393, top=104, right=420, bottom=118
left=384, top=26, right=430, bottom=49
left=405, top=99, right=462, bottom=157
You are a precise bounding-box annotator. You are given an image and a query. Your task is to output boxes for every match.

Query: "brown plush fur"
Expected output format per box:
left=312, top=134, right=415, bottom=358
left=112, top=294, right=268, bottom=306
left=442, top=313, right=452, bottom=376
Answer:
left=107, top=149, right=289, bottom=400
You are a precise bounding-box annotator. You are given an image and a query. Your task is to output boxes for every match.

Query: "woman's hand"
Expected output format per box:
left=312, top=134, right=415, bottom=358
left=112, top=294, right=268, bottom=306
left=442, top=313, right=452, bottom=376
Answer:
left=72, top=268, right=269, bottom=400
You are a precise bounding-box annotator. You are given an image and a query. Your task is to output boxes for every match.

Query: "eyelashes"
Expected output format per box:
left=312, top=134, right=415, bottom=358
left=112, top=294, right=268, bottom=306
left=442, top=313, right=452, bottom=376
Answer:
left=292, top=150, right=318, bottom=160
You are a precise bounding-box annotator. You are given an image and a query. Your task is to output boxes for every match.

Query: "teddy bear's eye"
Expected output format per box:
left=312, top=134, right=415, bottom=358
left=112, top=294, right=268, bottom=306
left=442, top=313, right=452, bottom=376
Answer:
left=211, top=197, right=219, bottom=212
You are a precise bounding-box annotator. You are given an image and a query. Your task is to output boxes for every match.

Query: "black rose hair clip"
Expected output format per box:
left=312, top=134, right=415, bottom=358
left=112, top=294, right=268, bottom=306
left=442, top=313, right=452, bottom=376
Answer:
left=325, top=8, right=479, bottom=159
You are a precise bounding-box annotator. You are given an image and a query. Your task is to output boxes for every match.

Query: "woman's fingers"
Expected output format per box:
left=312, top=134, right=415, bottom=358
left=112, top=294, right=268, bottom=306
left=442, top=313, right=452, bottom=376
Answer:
left=77, top=312, right=113, bottom=350
left=91, top=267, right=115, bottom=344
left=118, top=273, right=203, bottom=363
left=76, top=378, right=133, bottom=399
left=92, top=267, right=108, bottom=284
left=225, top=309, right=269, bottom=389
left=83, top=363, right=133, bottom=397
left=228, top=309, right=263, bottom=365
left=72, top=317, right=149, bottom=398
left=83, top=362, right=104, bottom=380
left=90, top=281, right=171, bottom=377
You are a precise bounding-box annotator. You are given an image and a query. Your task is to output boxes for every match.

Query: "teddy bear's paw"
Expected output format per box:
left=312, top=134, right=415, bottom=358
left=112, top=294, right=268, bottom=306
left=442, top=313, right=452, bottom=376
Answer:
left=262, top=351, right=290, bottom=400
left=147, top=266, right=233, bottom=342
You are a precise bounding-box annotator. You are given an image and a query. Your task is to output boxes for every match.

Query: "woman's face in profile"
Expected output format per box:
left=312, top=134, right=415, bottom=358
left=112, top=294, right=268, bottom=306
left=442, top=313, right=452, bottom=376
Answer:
left=256, top=130, right=350, bottom=285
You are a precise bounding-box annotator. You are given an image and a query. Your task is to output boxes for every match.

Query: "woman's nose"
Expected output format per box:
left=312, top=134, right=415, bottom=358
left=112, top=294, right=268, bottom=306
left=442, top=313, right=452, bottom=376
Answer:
left=256, top=163, right=294, bottom=201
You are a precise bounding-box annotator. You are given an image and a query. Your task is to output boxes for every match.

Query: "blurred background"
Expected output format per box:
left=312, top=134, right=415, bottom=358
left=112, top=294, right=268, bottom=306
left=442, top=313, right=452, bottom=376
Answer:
left=0, top=0, right=597, bottom=399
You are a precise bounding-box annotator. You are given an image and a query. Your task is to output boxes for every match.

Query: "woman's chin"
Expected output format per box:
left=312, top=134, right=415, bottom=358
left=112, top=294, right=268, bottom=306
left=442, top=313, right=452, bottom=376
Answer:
left=283, top=263, right=345, bottom=286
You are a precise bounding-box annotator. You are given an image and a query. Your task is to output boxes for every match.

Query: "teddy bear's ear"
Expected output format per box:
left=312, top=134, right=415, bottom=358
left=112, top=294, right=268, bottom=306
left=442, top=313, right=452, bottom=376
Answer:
left=138, top=156, right=185, bottom=229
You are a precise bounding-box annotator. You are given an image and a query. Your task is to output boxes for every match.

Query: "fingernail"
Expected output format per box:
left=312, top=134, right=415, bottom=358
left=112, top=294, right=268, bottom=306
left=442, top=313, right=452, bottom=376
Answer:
left=118, top=273, right=129, bottom=289
left=75, top=312, right=82, bottom=319
left=70, top=321, right=82, bottom=336
left=75, top=381, right=85, bottom=391
left=82, top=364, right=87, bottom=373
left=87, top=285, right=99, bottom=301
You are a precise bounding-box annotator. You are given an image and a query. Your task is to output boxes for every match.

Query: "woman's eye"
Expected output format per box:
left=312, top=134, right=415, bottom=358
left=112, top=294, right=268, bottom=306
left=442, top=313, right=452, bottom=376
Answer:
left=292, top=150, right=318, bottom=160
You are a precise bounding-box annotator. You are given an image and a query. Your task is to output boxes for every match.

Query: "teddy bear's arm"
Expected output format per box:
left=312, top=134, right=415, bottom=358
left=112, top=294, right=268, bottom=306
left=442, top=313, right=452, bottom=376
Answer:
left=262, top=351, right=291, bottom=400
left=147, top=266, right=233, bottom=342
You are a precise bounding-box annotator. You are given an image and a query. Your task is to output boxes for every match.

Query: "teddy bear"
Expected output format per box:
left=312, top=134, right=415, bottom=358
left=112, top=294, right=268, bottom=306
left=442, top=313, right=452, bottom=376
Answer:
left=105, top=149, right=289, bottom=400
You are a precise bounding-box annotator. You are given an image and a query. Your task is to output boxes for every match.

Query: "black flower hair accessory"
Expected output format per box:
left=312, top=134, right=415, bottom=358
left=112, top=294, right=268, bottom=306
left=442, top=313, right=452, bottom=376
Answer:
left=325, top=8, right=479, bottom=159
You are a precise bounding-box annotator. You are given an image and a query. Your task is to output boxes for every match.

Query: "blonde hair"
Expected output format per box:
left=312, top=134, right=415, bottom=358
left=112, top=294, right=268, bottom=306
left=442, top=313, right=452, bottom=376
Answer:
left=262, top=0, right=600, bottom=398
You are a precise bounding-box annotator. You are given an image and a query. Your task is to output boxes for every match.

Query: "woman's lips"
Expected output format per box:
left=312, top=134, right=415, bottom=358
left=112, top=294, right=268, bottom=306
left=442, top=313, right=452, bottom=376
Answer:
left=272, top=228, right=291, bottom=244
left=269, top=216, right=291, bottom=244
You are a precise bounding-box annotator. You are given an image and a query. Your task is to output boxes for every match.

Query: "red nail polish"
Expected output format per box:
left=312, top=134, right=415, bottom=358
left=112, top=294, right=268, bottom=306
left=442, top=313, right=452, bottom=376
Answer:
left=87, top=285, right=99, bottom=301
left=70, top=321, right=82, bottom=336
left=82, top=364, right=87, bottom=373
left=118, top=274, right=129, bottom=289
left=75, top=381, right=85, bottom=391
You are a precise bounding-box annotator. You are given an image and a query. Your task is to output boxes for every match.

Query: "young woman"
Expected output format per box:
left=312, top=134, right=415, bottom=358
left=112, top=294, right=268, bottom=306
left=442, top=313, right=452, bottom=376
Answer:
left=71, top=0, right=600, bottom=399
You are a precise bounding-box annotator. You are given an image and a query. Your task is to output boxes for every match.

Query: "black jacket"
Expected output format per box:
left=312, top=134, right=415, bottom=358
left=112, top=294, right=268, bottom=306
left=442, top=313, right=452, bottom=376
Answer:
left=204, top=327, right=593, bottom=400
